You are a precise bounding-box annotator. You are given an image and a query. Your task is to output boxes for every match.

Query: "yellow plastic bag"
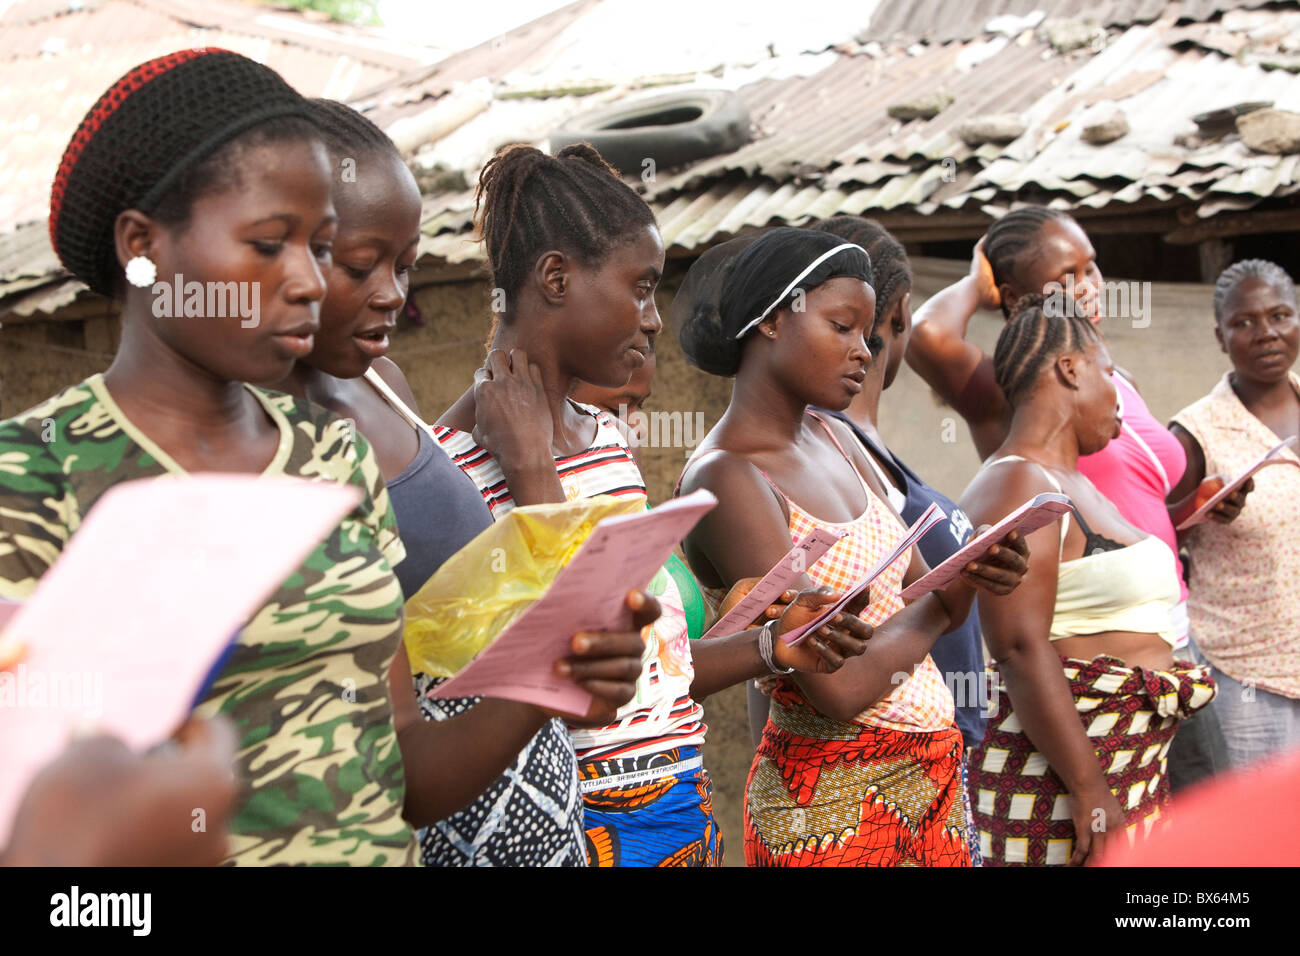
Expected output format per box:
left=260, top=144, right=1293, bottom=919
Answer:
left=403, top=494, right=645, bottom=678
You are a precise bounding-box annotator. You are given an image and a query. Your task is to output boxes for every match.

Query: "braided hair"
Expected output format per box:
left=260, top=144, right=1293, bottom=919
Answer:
left=993, top=293, right=1101, bottom=406
left=308, top=98, right=399, bottom=160
left=813, top=216, right=909, bottom=352
left=474, top=142, right=656, bottom=316
left=1213, top=259, right=1297, bottom=322
left=985, top=206, right=1071, bottom=317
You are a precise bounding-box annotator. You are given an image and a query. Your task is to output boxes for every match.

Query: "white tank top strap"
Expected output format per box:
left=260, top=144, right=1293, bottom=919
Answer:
left=363, top=366, right=431, bottom=434
left=861, top=444, right=906, bottom=513
left=981, top=454, right=1070, bottom=558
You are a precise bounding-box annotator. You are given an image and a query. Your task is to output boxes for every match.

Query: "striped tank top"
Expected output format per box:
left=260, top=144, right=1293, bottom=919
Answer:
left=755, top=413, right=955, bottom=733
left=434, top=401, right=707, bottom=762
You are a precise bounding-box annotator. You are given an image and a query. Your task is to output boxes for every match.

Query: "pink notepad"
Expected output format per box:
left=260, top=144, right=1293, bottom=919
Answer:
left=702, top=528, right=846, bottom=639
left=1176, top=437, right=1298, bottom=530
left=0, top=474, right=360, bottom=847
left=429, top=489, right=718, bottom=714
left=899, top=492, right=1072, bottom=600
left=779, top=503, right=946, bottom=646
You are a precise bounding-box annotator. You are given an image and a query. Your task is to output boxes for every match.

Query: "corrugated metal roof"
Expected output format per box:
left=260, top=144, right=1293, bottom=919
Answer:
left=397, top=6, right=1300, bottom=258
left=858, top=0, right=1281, bottom=45
left=0, top=0, right=438, bottom=230
left=6, top=0, right=1300, bottom=319
left=365, top=0, right=879, bottom=119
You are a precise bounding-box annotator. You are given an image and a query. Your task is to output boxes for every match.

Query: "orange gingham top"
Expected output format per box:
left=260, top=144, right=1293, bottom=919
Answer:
left=760, top=414, right=956, bottom=733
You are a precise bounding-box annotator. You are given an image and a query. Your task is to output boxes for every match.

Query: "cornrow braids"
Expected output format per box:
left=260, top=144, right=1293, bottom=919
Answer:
left=1213, top=259, right=1297, bottom=322
left=813, top=215, right=910, bottom=350
left=307, top=98, right=399, bottom=159
left=985, top=206, right=1071, bottom=317
left=993, top=292, right=1100, bottom=406
left=473, top=142, right=656, bottom=315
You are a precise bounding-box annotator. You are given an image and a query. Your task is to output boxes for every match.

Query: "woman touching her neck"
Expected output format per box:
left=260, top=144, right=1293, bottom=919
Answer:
left=437, top=145, right=873, bottom=867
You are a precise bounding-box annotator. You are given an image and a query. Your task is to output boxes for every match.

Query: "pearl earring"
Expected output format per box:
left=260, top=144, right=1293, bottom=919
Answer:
left=124, top=255, right=157, bottom=288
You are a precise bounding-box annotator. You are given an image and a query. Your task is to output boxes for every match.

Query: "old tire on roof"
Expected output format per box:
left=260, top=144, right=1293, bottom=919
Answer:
left=550, top=90, right=751, bottom=176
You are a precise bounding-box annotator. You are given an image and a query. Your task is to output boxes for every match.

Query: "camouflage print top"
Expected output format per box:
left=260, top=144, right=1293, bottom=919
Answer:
left=0, top=374, right=416, bottom=866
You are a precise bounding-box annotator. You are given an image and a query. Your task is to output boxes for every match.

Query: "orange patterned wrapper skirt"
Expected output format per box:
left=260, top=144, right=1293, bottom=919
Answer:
left=744, top=692, right=971, bottom=867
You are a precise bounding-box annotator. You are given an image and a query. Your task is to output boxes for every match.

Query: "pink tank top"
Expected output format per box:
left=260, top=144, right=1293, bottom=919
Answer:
left=1076, top=374, right=1188, bottom=603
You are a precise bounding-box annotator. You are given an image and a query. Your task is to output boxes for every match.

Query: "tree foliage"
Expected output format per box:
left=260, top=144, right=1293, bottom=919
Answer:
left=271, top=0, right=382, bottom=26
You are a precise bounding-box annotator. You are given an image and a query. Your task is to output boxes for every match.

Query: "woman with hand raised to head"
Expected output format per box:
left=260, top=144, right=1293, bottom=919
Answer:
left=0, top=54, right=649, bottom=867
left=674, top=226, right=1030, bottom=867
left=957, top=296, right=1217, bottom=867
left=907, top=207, right=1243, bottom=792
left=268, top=102, right=657, bottom=868
left=435, top=144, right=874, bottom=867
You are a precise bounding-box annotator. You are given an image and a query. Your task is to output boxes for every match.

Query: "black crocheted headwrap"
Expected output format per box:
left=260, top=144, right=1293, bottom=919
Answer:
left=50, top=48, right=316, bottom=296
left=672, top=226, right=874, bottom=377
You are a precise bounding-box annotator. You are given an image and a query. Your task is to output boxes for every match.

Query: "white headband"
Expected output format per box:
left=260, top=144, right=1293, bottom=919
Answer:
left=732, top=242, right=868, bottom=341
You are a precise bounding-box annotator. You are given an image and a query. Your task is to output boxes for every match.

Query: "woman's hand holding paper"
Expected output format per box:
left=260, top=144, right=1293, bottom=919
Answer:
left=4, top=716, right=238, bottom=866
left=771, top=587, right=873, bottom=675
left=716, top=576, right=799, bottom=621
left=548, top=589, right=662, bottom=725
left=953, top=528, right=1030, bottom=597
left=1206, top=476, right=1253, bottom=524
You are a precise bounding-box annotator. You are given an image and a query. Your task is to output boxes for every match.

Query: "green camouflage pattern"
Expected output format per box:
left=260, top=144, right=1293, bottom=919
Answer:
left=0, top=374, right=415, bottom=866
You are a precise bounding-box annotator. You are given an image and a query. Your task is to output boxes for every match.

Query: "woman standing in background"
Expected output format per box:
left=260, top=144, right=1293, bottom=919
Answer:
left=1168, top=260, right=1300, bottom=769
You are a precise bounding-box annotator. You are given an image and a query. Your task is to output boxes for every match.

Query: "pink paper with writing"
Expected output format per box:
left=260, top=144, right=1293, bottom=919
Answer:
left=1177, top=437, right=1299, bottom=530
left=429, top=490, right=717, bottom=713
left=702, top=528, right=845, bottom=639
left=899, top=492, right=1071, bottom=600
left=780, top=503, right=945, bottom=646
left=0, top=474, right=360, bottom=846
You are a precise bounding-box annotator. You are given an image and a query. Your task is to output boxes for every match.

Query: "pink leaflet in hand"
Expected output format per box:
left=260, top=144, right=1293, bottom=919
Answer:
left=428, top=489, right=718, bottom=714
left=898, top=492, right=1071, bottom=601
left=0, top=474, right=361, bottom=847
left=1176, top=436, right=1298, bottom=531
left=780, top=502, right=946, bottom=646
left=702, top=527, right=846, bottom=639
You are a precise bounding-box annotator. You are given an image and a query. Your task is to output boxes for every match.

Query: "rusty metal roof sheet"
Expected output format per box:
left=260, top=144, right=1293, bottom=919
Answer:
left=0, top=0, right=438, bottom=231
left=859, top=0, right=1281, bottom=45
left=6, top=0, right=1300, bottom=319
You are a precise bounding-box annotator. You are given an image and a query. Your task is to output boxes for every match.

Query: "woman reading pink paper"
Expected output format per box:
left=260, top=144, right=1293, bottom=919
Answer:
left=1168, top=260, right=1300, bottom=769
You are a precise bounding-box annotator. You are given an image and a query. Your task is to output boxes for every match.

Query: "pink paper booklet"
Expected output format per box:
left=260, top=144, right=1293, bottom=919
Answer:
left=0, top=599, right=19, bottom=633
left=1176, top=436, right=1298, bottom=531
left=899, top=492, right=1072, bottom=600
left=428, top=489, right=718, bottom=714
left=0, top=474, right=361, bottom=847
left=701, top=528, right=846, bottom=639
left=779, top=502, right=946, bottom=646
